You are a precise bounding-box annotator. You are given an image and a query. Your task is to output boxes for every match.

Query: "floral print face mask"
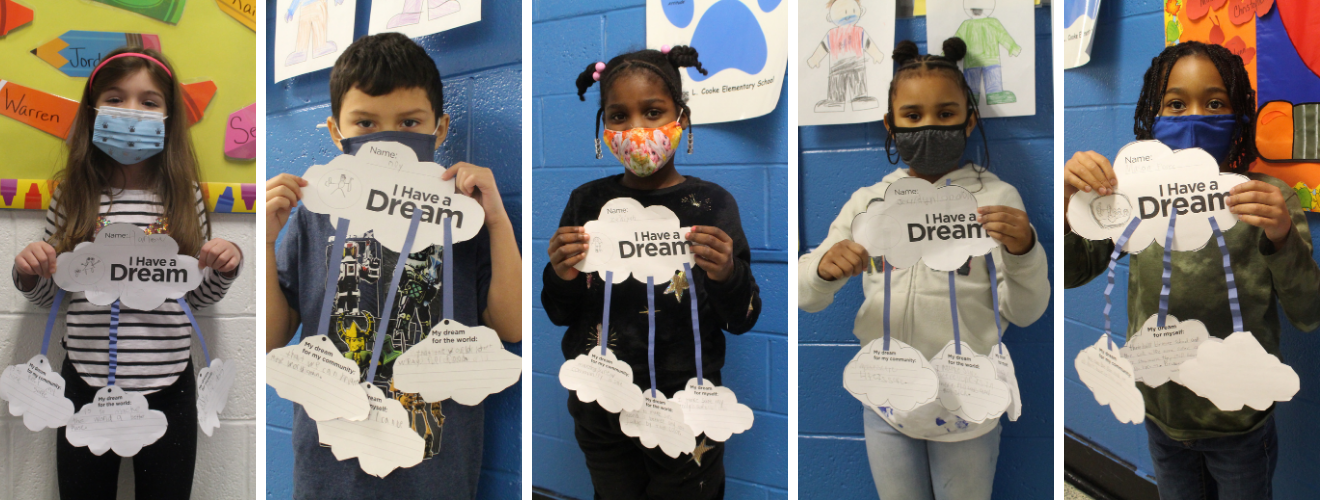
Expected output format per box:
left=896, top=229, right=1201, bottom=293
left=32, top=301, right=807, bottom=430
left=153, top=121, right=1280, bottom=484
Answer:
left=603, top=113, right=685, bottom=177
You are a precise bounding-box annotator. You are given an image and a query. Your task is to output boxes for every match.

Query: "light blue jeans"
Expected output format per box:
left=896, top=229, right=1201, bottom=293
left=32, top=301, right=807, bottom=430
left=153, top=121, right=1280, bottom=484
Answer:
left=863, top=408, right=1000, bottom=500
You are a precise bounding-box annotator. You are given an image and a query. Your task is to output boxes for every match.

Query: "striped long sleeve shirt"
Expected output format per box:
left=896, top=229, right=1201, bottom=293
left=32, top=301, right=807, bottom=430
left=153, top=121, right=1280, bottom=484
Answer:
left=12, top=188, right=238, bottom=393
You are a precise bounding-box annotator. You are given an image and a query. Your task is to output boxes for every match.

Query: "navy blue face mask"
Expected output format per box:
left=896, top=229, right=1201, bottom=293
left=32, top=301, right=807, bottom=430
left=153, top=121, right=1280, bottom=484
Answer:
left=1151, top=114, right=1239, bottom=166
left=335, top=121, right=441, bottom=161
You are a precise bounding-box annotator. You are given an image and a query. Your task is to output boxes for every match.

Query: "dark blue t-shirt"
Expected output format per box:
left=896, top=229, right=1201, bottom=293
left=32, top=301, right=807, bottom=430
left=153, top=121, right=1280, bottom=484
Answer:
left=277, top=206, right=491, bottom=498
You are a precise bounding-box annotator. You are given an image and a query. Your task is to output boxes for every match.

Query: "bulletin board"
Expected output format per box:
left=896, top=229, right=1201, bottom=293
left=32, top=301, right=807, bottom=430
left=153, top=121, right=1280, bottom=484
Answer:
left=0, top=0, right=256, bottom=213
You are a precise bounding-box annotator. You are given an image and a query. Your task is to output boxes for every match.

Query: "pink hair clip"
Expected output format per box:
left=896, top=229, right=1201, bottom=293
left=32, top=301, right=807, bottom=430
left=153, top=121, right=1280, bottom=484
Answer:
left=661, top=45, right=672, bottom=54
left=592, top=61, right=605, bottom=81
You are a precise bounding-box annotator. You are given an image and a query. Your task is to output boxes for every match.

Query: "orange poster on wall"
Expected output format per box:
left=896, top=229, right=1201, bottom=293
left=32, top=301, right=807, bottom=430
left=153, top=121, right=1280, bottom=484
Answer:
left=0, top=79, right=79, bottom=139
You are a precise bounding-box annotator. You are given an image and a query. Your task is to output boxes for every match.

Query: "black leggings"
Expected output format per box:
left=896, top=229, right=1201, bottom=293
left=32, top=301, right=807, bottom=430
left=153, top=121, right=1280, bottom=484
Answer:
left=56, top=358, right=197, bottom=500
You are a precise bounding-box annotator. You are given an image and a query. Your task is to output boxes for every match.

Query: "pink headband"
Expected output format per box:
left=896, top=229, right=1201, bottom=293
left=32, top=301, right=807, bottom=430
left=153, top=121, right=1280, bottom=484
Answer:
left=88, top=53, right=172, bottom=83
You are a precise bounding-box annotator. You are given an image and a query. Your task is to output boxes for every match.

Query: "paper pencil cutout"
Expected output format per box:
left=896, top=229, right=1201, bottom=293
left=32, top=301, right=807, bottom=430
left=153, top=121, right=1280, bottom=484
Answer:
left=0, top=0, right=32, bottom=35
left=224, top=103, right=256, bottom=160
left=89, top=0, right=186, bottom=25
left=217, top=0, right=257, bottom=30
left=0, top=79, right=80, bottom=138
left=182, top=81, right=217, bottom=126
left=31, top=31, right=163, bottom=78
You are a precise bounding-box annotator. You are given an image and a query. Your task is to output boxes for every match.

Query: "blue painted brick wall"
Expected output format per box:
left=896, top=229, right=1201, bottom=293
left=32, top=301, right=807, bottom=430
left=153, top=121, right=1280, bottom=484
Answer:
left=531, top=2, right=789, bottom=499
left=798, top=9, right=1055, bottom=499
left=1063, top=0, right=1320, bottom=495
left=264, top=1, right=522, bottom=498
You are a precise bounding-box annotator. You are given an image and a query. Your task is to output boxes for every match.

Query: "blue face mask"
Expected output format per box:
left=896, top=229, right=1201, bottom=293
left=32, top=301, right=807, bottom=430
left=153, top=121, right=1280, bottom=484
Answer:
left=1151, top=114, right=1240, bottom=166
left=833, top=14, right=859, bottom=26
left=92, top=107, right=166, bottom=165
left=336, top=122, right=441, bottom=162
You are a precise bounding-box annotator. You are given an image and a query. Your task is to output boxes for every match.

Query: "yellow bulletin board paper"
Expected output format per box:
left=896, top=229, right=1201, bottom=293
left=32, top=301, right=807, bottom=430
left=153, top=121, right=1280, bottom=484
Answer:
left=0, top=0, right=256, bottom=209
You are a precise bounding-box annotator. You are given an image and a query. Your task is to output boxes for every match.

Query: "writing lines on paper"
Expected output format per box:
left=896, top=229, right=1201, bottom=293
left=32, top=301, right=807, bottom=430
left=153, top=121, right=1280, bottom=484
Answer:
left=266, top=336, right=368, bottom=421
left=1075, top=334, right=1145, bottom=424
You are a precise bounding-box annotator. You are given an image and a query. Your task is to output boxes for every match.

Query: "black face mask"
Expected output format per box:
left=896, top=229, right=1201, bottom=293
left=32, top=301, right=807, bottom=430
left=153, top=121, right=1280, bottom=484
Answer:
left=336, top=124, right=440, bottom=162
left=886, top=121, right=969, bottom=176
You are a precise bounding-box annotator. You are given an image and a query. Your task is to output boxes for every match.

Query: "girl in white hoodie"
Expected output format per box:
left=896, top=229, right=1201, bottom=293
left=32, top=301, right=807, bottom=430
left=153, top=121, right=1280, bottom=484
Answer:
left=798, top=38, right=1051, bottom=500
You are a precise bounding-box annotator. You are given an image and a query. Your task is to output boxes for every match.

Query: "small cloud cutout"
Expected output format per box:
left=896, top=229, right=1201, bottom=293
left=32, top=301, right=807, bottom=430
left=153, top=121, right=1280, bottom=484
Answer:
left=1120, top=314, right=1209, bottom=388
left=53, top=223, right=203, bottom=311
left=930, top=341, right=1012, bottom=423
left=1075, top=334, right=1145, bottom=424
left=852, top=177, right=999, bottom=272
left=842, top=337, right=940, bottom=411
left=620, top=391, right=697, bottom=458
left=1066, top=140, right=1249, bottom=253
left=559, top=349, right=644, bottom=413
left=300, top=140, right=486, bottom=251
left=196, top=358, right=238, bottom=437
left=575, top=197, right=694, bottom=285
left=671, top=377, right=754, bottom=442
left=0, top=354, right=75, bottom=431
left=1179, top=331, right=1300, bottom=412
left=266, top=335, right=370, bottom=422
left=316, top=384, right=425, bottom=478
left=65, top=386, right=168, bottom=456
left=393, top=320, right=522, bottom=405
left=989, top=344, right=1022, bottom=422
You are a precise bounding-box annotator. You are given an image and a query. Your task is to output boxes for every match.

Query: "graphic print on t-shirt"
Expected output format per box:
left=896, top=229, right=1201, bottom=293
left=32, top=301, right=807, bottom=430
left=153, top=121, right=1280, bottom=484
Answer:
left=323, top=231, right=449, bottom=459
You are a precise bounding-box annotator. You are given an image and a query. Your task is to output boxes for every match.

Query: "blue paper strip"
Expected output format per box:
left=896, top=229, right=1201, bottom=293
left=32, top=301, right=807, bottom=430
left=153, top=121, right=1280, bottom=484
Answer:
left=601, top=271, right=613, bottom=356
left=443, top=216, right=453, bottom=322
left=985, top=254, right=1002, bottom=354
left=367, top=209, right=423, bottom=384
left=1208, top=218, right=1243, bottom=332
left=1104, top=218, right=1144, bottom=350
left=683, top=263, right=703, bottom=386
left=41, top=289, right=66, bottom=357
left=316, top=219, right=350, bottom=340
left=1158, top=209, right=1177, bottom=327
left=108, top=300, right=120, bottom=386
left=177, top=297, right=209, bottom=363
left=949, top=271, right=961, bottom=354
left=647, top=276, right=657, bottom=398
left=882, top=258, right=891, bottom=352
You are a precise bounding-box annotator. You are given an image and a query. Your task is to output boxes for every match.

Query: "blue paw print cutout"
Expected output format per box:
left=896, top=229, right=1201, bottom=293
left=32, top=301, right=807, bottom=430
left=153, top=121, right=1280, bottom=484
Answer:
left=683, top=0, right=780, bottom=82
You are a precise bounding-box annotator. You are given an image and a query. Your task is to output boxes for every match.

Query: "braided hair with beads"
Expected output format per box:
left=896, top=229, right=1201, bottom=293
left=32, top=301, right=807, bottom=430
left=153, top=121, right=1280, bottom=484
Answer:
left=884, top=37, right=990, bottom=176
left=575, top=46, right=708, bottom=158
left=1133, top=41, right=1256, bottom=174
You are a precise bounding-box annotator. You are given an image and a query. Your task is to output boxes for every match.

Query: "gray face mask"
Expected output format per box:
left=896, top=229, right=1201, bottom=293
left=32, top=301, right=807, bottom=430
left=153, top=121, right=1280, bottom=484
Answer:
left=887, top=122, right=968, bottom=176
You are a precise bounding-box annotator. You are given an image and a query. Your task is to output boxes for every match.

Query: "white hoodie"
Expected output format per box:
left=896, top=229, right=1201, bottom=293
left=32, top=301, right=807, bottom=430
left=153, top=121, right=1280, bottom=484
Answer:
left=799, top=165, right=1051, bottom=442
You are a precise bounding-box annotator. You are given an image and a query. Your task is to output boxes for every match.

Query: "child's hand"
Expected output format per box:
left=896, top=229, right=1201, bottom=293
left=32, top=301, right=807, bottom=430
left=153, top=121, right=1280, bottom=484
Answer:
left=817, top=239, right=869, bottom=281
left=16, top=241, right=57, bottom=278
left=978, top=206, right=1036, bottom=255
left=1228, top=180, right=1292, bottom=247
left=443, top=162, right=508, bottom=226
left=686, top=226, right=735, bottom=282
left=199, top=239, right=243, bottom=276
left=1064, top=151, right=1118, bottom=200
left=548, top=227, right=588, bottom=282
left=267, top=174, right=307, bottom=245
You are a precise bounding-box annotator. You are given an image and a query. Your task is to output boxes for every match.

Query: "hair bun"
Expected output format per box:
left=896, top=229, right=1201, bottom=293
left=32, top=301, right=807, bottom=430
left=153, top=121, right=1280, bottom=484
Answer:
left=666, top=45, right=707, bottom=76
left=941, top=37, right=967, bottom=63
left=892, top=40, right=921, bottom=66
left=575, top=62, right=600, bottom=101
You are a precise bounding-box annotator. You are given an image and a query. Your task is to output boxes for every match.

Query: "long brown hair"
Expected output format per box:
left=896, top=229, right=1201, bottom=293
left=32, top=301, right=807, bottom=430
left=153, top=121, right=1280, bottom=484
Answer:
left=51, top=47, right=210, bottom=255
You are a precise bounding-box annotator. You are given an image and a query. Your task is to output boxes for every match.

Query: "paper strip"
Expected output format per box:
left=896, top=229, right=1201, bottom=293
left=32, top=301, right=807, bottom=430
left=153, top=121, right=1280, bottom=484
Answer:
left=1209, top=218, right=1243, bottom=332
left=949, top=271, right=960, bottom=355
left=41, top=289, right=66, bottom=357
left=443, top=216, right=453, bottom=321
left=367, top=208, right=423, bottom=383
left=985, top=254, right=1002, bottom=353
left=882, top=258, right=891, bottom=351
left=1158, top=209, right=1177, bottom=327
left=683, top=263, right=702, bottom=386
left=316, top=219, right=350, bottom=341
left=601, top=271, right=613, bottom=355
left=647, top=276, right=656, bottom=398
left=108, top=300, right=120, bottom=386
left=1104, top=218, right=1143, bottom=349
left=176, top=298, right=208, bottom=363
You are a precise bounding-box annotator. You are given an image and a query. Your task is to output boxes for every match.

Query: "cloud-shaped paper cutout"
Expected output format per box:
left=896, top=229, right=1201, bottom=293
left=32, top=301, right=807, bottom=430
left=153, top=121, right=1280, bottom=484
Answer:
left=559, top=349, right=644, bottom=413
left=930, top=341, right=1012, bottom=423
left=65, top=386, right=167, bottom=456
left=300, top=141, right=486, bottom=251
left=393, top=320, right=522, bottom=405
left=620, top=391, right=697, bottom=458
left=53, top=223, right=203, bottom=310
left=1120, top=314, right=1209, bottom=388
left=196, top=358, right=238, bottom=437
left=852, top=177, right=999, bottom=271
left=1067, top=141, right=1248, bottom=252
left=989, top=344, right=1022, bottom=422
left=266, top=335, right=369, bottom=422
left=842, top=337, right=940, bottom=411
left=671, top=377, right=754, bottom=442
left=1075, top=334, right=1145, bottom=424
left=0, top=354, right=75, bottom=431
left=1179, top=331, right=1300, bottom=412
left=316, top=384, right=426, bottom=478
left=575, top=197, right=694, bottom=285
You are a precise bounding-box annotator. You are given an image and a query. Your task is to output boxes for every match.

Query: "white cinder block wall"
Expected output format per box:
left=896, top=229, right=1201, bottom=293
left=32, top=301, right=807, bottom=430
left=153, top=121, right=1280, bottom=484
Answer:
left=0, top=211, right=256, bottom=499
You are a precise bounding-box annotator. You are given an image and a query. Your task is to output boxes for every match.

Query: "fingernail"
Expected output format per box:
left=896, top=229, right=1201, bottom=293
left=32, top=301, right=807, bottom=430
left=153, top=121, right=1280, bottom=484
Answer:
left=1083, top=186, right=1091, bottom=192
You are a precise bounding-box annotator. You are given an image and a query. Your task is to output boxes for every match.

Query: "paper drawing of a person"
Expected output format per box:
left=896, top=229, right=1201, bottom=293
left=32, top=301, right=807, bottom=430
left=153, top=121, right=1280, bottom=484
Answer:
left=806, top=0, right=885, bottom=113
left=284, top=0, right=345, bottom=67
left=955, top=0, right=1021, bottom=105
left=387, top=0, right=461, bottom=29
